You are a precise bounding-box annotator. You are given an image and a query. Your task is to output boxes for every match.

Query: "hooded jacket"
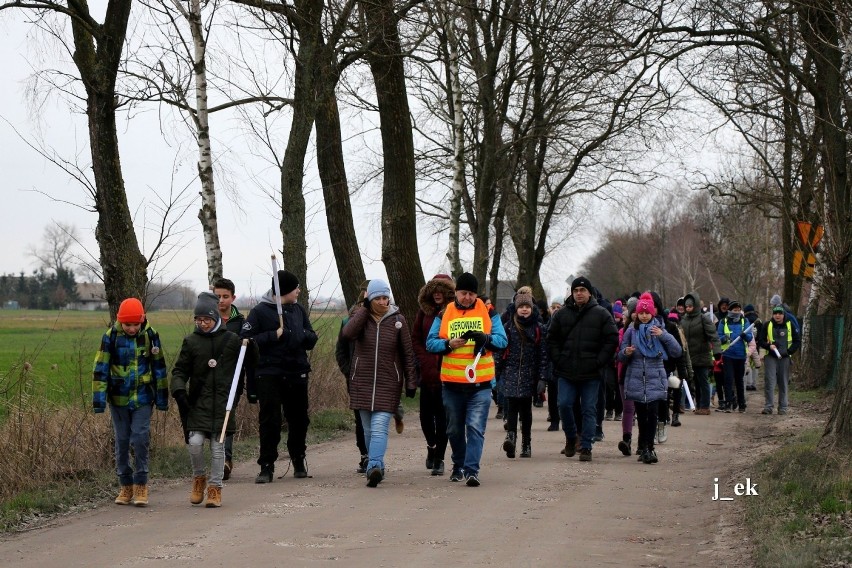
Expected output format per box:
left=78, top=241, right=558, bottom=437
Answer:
left=240, top=289, right=318, bottom=377
left=547, top=296, right=619, bottom=382
left=342, top=304, right=417, bottom=413
left=678, top=291, right=721, bottom=367
left=411, top=276, right=455, bottom=390
left=170, top=327, right=258, bottom=434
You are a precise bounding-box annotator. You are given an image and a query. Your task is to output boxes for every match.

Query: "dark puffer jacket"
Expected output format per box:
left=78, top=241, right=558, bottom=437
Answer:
left=547, top=296, right=619, bottom=382
left=170, top=327, right=258, bottom=434
left=240, top=291, right=318, bottom=377
left=411, top=276, right=455, bottom=391
left=497, top=314, right=548, bottom=398
left=342, top=305, right=417, bottom=413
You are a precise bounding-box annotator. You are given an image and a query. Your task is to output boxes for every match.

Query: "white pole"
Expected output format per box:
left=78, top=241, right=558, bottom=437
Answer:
left=219, top=339, right=248, bottom=443
left=271, top=255, right=284, bottom=329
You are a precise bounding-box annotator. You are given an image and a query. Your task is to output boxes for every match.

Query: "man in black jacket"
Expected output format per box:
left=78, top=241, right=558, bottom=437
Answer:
left=241, top=270, right=318, bottom=482
left=547, top=276, right=619, bottom=462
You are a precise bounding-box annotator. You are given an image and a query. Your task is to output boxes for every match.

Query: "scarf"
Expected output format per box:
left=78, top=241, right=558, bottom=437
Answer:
left=636, top=323, right=668, bottom=360
left=513, top=313, right=537, bottom=343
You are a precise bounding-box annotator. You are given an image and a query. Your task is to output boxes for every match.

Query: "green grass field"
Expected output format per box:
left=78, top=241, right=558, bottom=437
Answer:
left=0, top=308, right=344, bottom=408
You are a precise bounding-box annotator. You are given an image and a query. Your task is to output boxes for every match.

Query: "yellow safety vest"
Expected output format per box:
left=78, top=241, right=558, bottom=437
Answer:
left=767, top=320, right=793, bottom=349
left=438, top=300, right=494, bottom=384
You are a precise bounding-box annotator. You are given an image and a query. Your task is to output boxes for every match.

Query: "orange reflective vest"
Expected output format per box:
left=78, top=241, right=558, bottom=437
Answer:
left=438, top=300, right=494, bottom=384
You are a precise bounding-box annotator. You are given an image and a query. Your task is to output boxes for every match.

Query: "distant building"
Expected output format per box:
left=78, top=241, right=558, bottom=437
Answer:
left=3, top=300, right=20, bottom=310
left=67, top=283, right=108, bottom=311
left=493, top=280, right=517, bottom=314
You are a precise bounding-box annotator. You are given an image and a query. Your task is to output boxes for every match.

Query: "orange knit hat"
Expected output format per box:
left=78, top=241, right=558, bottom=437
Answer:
left=117, top=298, right=145, bottom=324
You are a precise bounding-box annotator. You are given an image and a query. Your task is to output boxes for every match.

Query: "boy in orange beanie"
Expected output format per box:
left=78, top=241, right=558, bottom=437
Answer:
left=93, top=298, right=168, bottom=506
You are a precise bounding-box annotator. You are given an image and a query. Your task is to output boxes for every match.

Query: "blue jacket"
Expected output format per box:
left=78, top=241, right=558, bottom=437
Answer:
left=717, top=316, right=753, bottom=360
left=618, top=325, right=682, bottom=403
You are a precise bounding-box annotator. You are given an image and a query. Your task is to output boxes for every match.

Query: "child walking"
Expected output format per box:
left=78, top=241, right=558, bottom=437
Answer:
left=93, top=298, right=169, bottom=507
left=497, top=290, right=548, bottom=459
left=618, top=293, right=682, bottom=464
left=171, top=292, right=257, bottom=507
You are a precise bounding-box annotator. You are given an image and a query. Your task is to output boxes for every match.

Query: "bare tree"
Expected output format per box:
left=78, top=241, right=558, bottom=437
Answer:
left=2, top=0, right=148, bottom=317
left=27, top=222, right=79, bottom=273
left=356, top=0, right=424, bottom=323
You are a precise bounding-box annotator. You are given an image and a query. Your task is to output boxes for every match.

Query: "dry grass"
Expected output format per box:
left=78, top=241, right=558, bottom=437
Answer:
left=0, top=337, right=352, bottom=512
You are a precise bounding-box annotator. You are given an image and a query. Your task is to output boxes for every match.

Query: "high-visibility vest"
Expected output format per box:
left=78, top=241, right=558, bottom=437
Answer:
left=721, top=318, right=748, bottom=352
left=438, top=300, right=494, bottom=384
left=767, top=320, right=793, bottom=349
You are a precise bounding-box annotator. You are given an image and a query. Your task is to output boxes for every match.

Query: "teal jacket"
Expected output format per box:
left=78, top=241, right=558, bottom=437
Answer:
left=92, top=322, right=168, bottom=413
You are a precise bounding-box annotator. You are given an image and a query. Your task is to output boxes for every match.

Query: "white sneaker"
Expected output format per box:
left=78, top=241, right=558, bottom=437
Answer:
left=656, top=422, right=668, bottom=444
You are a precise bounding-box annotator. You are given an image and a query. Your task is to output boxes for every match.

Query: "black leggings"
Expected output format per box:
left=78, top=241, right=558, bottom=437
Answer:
left=634, top=401, right=659, bottom=451
left=505, top=396, right=533, bottom=441
left=419, top=387, right=448, bottom=460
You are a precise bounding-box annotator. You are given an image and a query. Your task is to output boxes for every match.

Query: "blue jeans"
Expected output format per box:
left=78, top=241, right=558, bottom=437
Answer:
left=442, top=386, right=491, bottom=476
left=694, top=366, right=711, bottom=409
left=110, top=404, right=152, bottom=486
left=557, top=377, right=600, bottom=450
left=359, top=410, right=392, bottom=471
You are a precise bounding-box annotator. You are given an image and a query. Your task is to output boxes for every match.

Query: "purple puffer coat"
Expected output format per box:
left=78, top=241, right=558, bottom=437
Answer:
left=617, top=325, right=682, bottom=403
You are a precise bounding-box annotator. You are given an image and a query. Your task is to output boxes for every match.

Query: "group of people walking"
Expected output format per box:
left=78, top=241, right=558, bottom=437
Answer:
left=92, top=269, right=802, bottom=506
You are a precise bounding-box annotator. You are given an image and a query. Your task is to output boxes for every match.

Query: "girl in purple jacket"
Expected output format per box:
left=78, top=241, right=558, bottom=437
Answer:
left=617, top=293, right=682, bottom=464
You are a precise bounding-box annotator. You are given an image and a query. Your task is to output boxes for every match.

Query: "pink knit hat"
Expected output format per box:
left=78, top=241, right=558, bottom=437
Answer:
left=634, top=292, right=657, bottom=316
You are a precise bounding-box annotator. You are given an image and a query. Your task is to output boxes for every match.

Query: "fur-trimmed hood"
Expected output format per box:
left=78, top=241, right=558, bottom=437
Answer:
left=417, top=276, right=456, bottom=316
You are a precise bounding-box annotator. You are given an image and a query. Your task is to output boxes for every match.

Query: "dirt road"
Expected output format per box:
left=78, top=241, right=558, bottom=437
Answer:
left=2, top=398, right=800, bottom=567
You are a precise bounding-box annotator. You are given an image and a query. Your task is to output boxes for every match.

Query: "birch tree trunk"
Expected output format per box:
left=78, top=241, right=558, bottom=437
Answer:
left=178, top=0, right=224, bottom=285
left=441, top=0, right=464, bottom=278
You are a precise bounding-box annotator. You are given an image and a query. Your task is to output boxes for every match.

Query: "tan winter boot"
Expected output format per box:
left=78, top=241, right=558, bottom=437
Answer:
left=132, top=484, right=149, bottom=507
left=190, top=475, right=207, bottom=505
left=205, top=485, right=221, bottom=508
left=115, top=485, right=134, bottom=505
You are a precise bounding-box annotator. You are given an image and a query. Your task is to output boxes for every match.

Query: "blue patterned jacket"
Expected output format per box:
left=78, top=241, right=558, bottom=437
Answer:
left=92, top=322, right=169, bottom=413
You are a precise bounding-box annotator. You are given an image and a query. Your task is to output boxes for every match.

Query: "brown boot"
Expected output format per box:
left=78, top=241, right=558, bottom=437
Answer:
left=115, top=485, right=134, bottom=505
left=205, top=485, right=222, bottom=508
left=190, top=475, right=207, bottom=505
left=132, top=484, right=149, bottom=507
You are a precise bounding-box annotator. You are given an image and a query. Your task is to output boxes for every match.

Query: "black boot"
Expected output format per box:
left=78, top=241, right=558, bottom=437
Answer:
left=503, top=431, right=516, bottom=458
left=637, top=443, right=647, bottom=462
left=618, top=433, right=632, bottom=456
left=519, top=438, right=531, bottom=458
left=293, top=455, right=308, bottom=478
left=425, top=446, right=435, bottom=470
left=671, top=413, right=681, bottom=427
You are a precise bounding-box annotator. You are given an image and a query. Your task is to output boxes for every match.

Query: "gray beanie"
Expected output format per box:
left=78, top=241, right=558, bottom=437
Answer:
left=769, top=294, right=783, bottom=307
left=194, top=291, right=220, bottom=322
left=626, top=296, right=639, bottom=317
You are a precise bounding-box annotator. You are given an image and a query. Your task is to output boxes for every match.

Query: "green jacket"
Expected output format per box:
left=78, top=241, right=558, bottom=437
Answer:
left=170, top=327, right=258, bottom=435
left=679, top=291, right=721, bottom=367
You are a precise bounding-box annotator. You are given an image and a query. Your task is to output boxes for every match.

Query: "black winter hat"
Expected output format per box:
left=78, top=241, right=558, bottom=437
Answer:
left=571, top=276, right=593, bottom=291
left=273, top=270, right=299, bottom=295
left=194, top=291, right=220, bottom=322
left=455, top=272, right=479, bottom=293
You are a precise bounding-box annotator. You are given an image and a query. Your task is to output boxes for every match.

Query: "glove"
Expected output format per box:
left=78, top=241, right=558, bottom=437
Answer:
left=173, top=389, right=190, bottom=412
left=722, top=334, right=731, bottom=343
left=713, top=352, right=722, bottom=361
left=406, top=387, right=417, bottom=399
left=537, top=380, right=547, bottom=395
left=739, top=333, right=748, bottom=342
